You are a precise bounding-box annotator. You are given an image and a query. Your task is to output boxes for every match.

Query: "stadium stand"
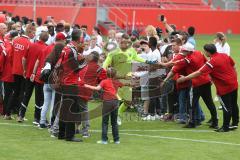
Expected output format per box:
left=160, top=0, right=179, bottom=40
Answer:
left=0, top=0, right=80, bottom=6
left=0, top=0, right=211, bottom=9
left=0, top=0, right=239, bottom=10
left=82, top=0, right=211, bottom=10
left=159, top=0, right=211, bottom=10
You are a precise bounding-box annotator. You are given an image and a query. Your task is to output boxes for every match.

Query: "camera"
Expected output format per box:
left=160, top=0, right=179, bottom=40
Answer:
left=160, top=15, right=165, bottom=22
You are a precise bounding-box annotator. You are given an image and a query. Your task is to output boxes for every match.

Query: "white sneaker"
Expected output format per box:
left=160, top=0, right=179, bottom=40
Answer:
left=33, top=121, right=40, bottom=126
left=117, top=116, right=122, bottom=126
left=97, top=140, right=108, bottom=144
left=142, top=115, right=151, bottom=121
left=150, top=115, right=156, bottom=121
left=82, top=133, right=90, bottom=138
left=155, top=114, right=161, bottom=120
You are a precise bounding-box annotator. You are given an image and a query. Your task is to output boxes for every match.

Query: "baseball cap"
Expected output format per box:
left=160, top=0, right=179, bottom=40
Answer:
left=131, top=30, right=139, bottom=38
left=56, top=32, right=67, bottom=41
left=181, top=43, right=194, bottom=52
left=140, top=39, right=148, bottom=45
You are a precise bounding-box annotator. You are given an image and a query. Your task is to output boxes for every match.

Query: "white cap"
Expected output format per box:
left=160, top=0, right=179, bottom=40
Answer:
left=181, top=43, right=194, bottom=52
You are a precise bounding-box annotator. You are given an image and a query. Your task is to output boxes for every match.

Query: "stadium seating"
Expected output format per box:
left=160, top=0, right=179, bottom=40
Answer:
left=82, top=0, right=211, bottom=10
left=82, top=0, right=160, bottom=8
left=158, top=0, right=211, bottom=10
left=0, top=0, right=79, bottom=6
left=0, top=0, right=211, bottom=9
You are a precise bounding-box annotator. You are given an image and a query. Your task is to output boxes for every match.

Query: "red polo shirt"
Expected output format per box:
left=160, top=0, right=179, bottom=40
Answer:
left=12, top=35, right=31, bottom=76
left=61, top=42, right=80, bottom=85
left=172, top=53, right=191, bottom=90
left=24, top=40, right=47, bottom=79
left=173, top=50, right=211, bottom=88
left=199, top=53, right=238, bottom=96
left=2, top=40, right=14, bottom=82
left=99, top=78, right=124, bottom=101
left=0, top=36, right=6, bottom=73
left=35, top=43, right=55, bottom=84
left=78, top=61, right=107, bottom=101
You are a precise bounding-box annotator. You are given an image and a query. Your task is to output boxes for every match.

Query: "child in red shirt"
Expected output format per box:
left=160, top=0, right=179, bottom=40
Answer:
left=85, top=68, right=127, bottom=144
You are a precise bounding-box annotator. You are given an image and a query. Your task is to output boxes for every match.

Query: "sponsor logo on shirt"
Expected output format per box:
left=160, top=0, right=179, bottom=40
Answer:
left=14, top=43, right=25, bottom=51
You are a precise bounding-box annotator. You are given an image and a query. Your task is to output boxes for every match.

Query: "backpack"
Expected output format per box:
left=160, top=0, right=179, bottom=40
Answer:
left=48, top=44, right=86, bottom=89
left=48, top=50, right=65, bottom=90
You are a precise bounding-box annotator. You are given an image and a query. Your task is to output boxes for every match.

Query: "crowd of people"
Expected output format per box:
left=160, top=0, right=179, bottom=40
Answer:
left=0, top=11, right=239, bottom=144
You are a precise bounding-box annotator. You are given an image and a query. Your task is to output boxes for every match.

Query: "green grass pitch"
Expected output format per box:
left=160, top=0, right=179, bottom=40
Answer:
left=0, top=35, right=240, bottom=160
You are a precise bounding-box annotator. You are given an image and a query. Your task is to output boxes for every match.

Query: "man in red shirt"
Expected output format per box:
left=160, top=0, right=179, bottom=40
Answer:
left=2, top=31, right=18, bottom=119
left=169, top=39, right=191, bottom=123
left=0, top=23, right=7, bottom=115
left=7, top=23, right=36, bottom=118
left=178, top=44, right=239, bottom=132
left=56, top=29, right=84, bottom=142
left=152, top=38, right=191, bottom=123
left=164, top=43, right=218, bottom=128
left=18, top=32, right=49, bottom=124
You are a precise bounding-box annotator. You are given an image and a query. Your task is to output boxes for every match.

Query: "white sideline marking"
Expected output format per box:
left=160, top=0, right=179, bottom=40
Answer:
left=0, top=123, right=212, bottom=133
left=121, top=133, right=240, bottom=146
left=0, top=122, right=32, bottom=127
left=91, top=129, right=213, bottom=133
left=1, top=122, right=240, bottom=146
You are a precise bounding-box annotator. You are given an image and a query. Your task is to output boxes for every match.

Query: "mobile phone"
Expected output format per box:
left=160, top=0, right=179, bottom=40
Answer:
left=161, top=15, right=165, bottom=22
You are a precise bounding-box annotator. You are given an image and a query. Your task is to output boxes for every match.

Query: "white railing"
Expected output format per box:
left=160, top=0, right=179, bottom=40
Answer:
left=159, top=0, right=179, bottom=9
left=225, top=1, right=240, bottom=10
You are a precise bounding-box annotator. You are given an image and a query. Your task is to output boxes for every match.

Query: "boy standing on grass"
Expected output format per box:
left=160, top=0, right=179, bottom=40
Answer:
left=84, top=68, right=132, bottom=144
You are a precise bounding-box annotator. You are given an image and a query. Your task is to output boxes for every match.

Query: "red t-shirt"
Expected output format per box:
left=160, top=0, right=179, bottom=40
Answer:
left=2, top=40, right=14, bottom=82
left=173, top=50, right=211, bottom=88
left=12, top=35, right=31, bottom=76
left=35, top=43, right=55, bottom=84
left=24, top=40, right=47, bottom=79
left=100, top=78, right=124, bottom=101
left=78, top=62, right=107, bottom=101
left=199, top=53, right=238, bottom=96
left=172, top=53, right=191, bottom=90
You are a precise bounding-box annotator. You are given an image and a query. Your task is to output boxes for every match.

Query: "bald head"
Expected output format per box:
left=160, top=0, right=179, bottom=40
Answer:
left=0, top=23, right=7, bottom=36
left=39, top=31, right=49, bottom=42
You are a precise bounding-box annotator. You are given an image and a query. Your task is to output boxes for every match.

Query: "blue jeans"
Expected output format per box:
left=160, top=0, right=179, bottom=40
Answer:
left=178, top=87, right=190, bottom=121
left=40, top=84, right=55, bottom=124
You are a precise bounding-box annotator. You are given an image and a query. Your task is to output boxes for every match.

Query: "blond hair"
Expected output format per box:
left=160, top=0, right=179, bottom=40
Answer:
left=145, top=25, right=157, bottom=37
left=216, top=32, right=226, bottom=47
left=108, top=29, right=116, bottom=35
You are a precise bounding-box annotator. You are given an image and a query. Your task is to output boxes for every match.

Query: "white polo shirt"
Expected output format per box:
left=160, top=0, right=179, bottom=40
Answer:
left=215, top=42, right=230, bottom=56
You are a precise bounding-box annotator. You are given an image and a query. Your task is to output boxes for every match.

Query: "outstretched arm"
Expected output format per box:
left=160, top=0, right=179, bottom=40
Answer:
left=84, top=84, right=102, bottom=91
left=163, top=70, right=175, bottom=83
left=177, top=71, right=202, bottom=83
